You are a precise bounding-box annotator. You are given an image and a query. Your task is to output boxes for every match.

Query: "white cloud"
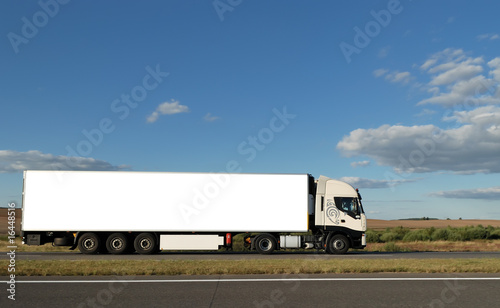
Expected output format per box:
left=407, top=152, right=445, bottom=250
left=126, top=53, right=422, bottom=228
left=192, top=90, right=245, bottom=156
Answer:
left=415, top=109, right=437, bottom=117
left=428, top=60, right=483, bottom=86
left=338, top=177, right=417, bottom=189
left=421, top=49, right=484, bottom=86
left=387, top=71, right=411, bottom=84
left=477, top=33, right=500, bottom=41
left=350, top=160, right=370, bottom=168
left=337, top=106, right=500, bottom=174
left=378, top=46, right=390, bottom=58
left=421, top=58, right=438, bottom=71
left=477, top=34, right=489, bottom=40
left=373, top=68, right=388, bottom=78
left=417, top=75, right=499, bottom=106
left=373, top=69, right=411, bottom=84
left=443, top=105, right=500, bottom=126
left=415, top=49, right=499, bottom=107
left=203, top=113, right=220, bottom=122
left=345, top=48, right=500, bottom=177
left=420, top=48, right=466, bottom=71
left=429, top=186, right=500, bottom=200
left=146, top=100, right=189, bottom=123
left=0, top=150, right=128, bottom=173
left=488, top=57, right=500, bottom=82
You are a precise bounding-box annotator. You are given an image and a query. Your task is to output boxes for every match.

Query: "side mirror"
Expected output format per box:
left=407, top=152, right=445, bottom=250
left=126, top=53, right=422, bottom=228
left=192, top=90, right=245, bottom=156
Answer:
left=355, top=215, right=361, bottom=219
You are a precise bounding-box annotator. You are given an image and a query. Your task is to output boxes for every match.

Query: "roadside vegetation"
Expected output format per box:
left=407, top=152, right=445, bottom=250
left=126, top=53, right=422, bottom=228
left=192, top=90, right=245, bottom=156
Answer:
left=360, top=225, right=500, bottom=253
left=366, top=225, right=500, bottom=243
left=2, top=258, right=500, bottom=276
left=2, top=225, right=500, bottom=253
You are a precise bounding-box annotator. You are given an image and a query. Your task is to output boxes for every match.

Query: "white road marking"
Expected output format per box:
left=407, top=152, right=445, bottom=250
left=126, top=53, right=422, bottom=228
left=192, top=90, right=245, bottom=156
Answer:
left=8, top=277, right=500, bottom=284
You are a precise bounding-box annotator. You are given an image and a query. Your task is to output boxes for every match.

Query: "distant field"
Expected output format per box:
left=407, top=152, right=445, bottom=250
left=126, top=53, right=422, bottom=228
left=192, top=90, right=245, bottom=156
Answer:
left=0, top=208, right=21, bottom=235
left=367, top=219, right=500, bottom=230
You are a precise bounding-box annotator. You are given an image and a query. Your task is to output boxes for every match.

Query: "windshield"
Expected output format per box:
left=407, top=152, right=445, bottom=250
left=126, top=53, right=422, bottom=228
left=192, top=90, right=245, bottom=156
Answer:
left=334, top=197, right=363, bottom=218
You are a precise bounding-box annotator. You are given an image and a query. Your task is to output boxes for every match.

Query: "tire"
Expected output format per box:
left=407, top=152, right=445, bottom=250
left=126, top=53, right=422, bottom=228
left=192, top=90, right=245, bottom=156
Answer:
left=326, top=234, right=350, bottom=254
left=134, top=233, right=157, bottom=255
left=106, top=233, right=129, bottom=255
left=254, top=234, right=277, bottom=254
left=77, top=233, right=101, bottom=254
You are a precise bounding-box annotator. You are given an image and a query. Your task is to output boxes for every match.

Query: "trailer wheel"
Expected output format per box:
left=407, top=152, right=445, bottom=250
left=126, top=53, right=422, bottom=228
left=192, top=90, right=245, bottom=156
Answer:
left=255, top=234, right=277, bottom=254
left=106, top=233, right=129, bottom=255
left=134, top=233, right=157, bottom=254
left=326, top=234, right=349, bottom=254
left=77, top=233, right=101, bottom=254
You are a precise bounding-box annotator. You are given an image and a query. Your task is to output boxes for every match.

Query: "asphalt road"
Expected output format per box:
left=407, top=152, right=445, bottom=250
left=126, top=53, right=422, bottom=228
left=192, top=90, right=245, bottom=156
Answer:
left=2, top=273, right=500, bottom=307
left=3, top=251, right=500, bottom=261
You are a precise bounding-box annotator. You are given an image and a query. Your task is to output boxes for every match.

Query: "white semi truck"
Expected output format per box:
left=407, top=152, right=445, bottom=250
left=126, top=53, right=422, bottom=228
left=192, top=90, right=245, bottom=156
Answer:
left=21, top=170, right=367, bottom=254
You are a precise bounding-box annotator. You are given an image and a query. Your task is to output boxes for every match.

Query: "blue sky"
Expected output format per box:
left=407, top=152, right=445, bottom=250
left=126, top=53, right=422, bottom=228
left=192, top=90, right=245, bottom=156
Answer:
left=1, top=0, right=499, bottom=220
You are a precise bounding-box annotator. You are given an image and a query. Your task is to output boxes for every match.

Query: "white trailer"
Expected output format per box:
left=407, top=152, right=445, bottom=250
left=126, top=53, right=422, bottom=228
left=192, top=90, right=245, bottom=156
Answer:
left=22, top=170, right=367, bottom=254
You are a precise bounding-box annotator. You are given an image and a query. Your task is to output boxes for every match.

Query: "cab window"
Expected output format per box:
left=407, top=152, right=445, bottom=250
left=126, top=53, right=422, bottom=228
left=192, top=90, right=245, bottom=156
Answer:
left=334, top=197, right=360, bottom=218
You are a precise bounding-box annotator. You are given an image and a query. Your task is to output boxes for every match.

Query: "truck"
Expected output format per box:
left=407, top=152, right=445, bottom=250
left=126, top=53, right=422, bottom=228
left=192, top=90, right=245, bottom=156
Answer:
left=21, top=170, right=367, bottom=254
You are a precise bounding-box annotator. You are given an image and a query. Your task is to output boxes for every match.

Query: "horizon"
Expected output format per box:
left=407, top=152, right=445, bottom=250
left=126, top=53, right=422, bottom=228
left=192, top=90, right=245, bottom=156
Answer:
left=1, top=206, right=499, bottom=221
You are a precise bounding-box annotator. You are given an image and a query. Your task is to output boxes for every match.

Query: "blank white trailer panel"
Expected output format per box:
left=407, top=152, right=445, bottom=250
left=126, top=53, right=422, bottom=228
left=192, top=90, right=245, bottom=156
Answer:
left=160, top=235, right=224, bottom=250
left=22, top=171, right=309, bottom=232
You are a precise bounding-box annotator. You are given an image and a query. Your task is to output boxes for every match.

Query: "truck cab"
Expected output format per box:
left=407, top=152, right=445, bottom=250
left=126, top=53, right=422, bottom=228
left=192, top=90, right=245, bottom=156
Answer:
left=313, top=176, right=367, bottom=252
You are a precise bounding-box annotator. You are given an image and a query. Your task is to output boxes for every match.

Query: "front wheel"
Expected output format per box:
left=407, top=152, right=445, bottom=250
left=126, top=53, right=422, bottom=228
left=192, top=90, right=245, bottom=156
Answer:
left=254, top=234, right=277, bottom=254
left=134, top=233, right=157, bottom=254
left=326, top=234, right=350, bottom=254
left=78, top=233, right=101, bottom=254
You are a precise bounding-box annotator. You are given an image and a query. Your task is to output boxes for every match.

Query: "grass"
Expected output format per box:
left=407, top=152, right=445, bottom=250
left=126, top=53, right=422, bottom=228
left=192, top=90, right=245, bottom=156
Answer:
left=366, top=225, right=500, bottom=243
left=1, top=258, right=499, bottom=276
